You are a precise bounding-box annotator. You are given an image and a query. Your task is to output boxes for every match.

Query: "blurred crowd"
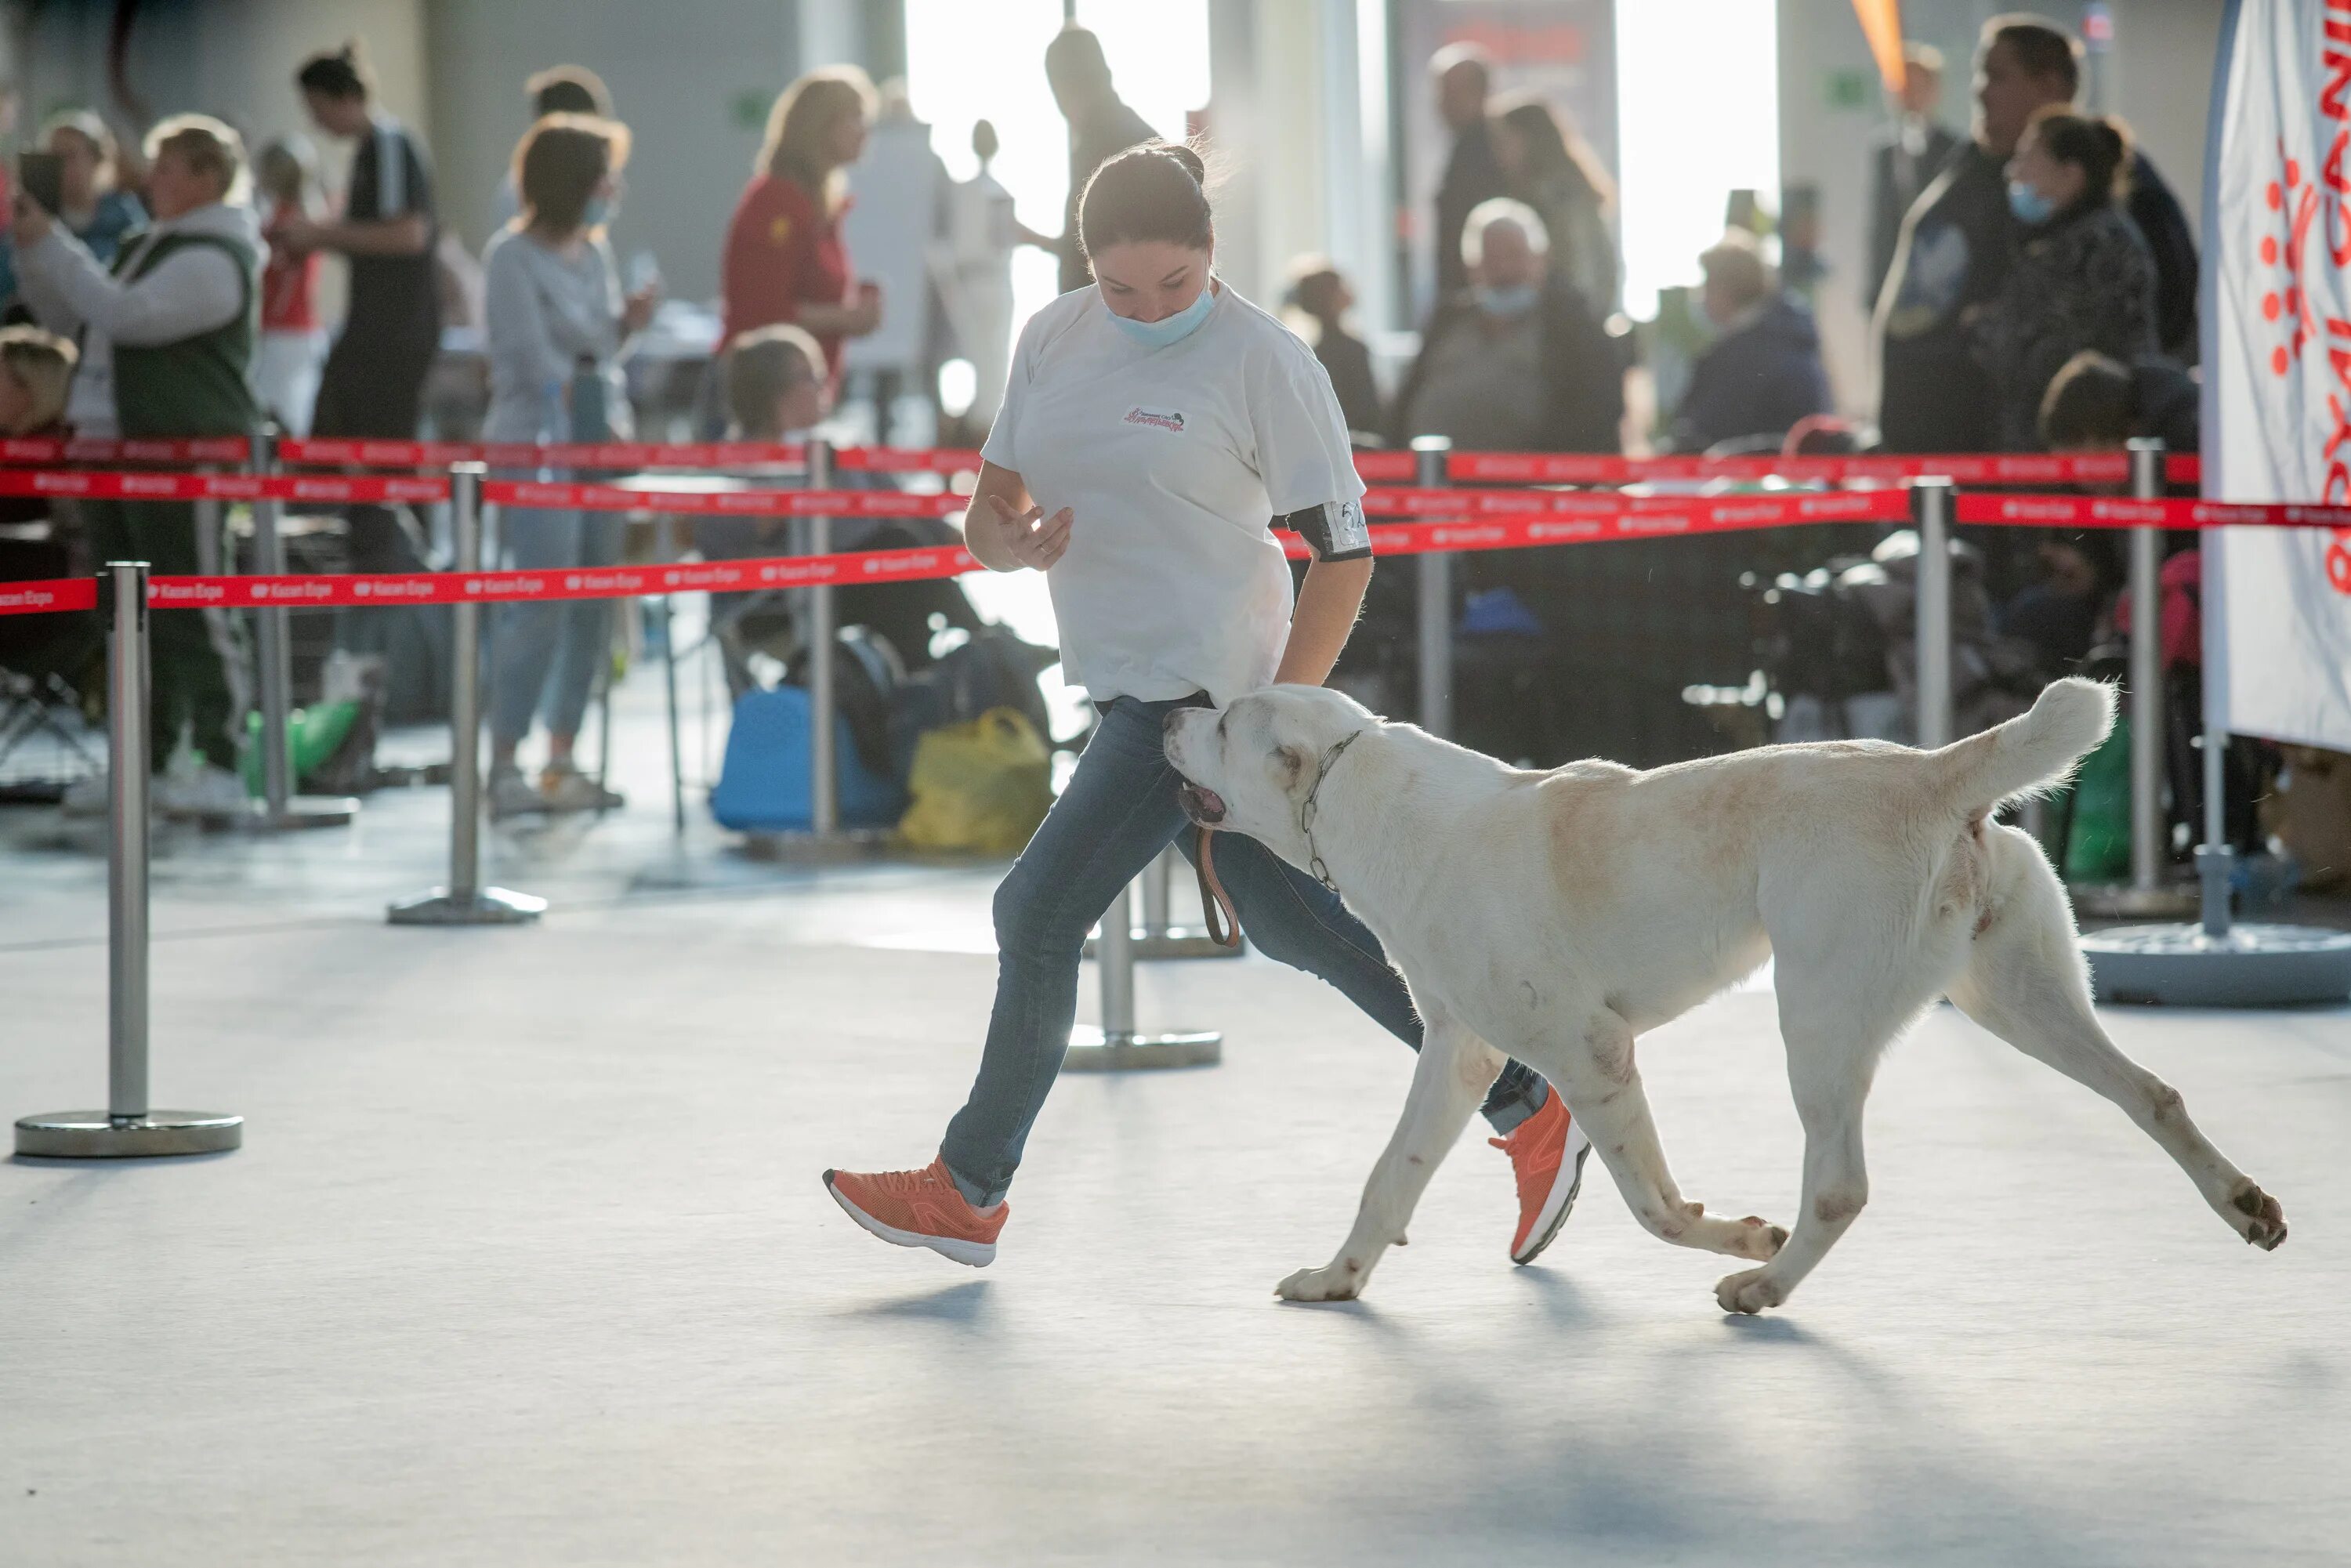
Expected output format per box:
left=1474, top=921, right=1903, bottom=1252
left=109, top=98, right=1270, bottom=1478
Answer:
left=0, top=12, right=2273, bottom=871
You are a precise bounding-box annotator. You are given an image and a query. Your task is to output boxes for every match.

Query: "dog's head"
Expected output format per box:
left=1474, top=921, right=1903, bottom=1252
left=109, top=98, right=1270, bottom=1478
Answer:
left=1164, top=686, right=1379, bottom=868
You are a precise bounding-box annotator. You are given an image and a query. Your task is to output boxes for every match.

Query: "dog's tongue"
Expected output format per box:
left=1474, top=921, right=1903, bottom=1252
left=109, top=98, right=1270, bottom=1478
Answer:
left=1183, top=784, right=1227, bottom=823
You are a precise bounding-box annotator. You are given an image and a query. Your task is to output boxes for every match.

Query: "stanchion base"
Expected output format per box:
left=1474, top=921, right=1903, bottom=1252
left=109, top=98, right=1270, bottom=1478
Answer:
left=211, top=795, right=360, bottom=831
left=736, top=829, right=892, bottom=864
left=15, top=1110, right=242, bottom=1158
left=1060, top=1027, right=1223, bottom=1072
left=1083, top=926, right=1247, bottom=961
left=2082, top=922, right=2351, bottom=1007
left=2071, top=883, right=2199, bottom=920
left=386, top=886, right=548, bottom=925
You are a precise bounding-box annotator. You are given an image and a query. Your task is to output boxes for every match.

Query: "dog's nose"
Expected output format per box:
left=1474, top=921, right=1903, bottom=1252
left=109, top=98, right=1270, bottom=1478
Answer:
left=1163, top=710, right=1183, bottom=737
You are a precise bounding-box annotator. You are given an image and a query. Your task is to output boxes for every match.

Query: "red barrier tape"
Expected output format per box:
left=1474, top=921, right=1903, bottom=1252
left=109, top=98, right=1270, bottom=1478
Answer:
left=1446, top=451, right=2202, bottom=485
left=0, top=435, right=251, bottom=465
left=1952, top=494, right=2351, bottom=529
left=0, top=469, right=450, bottom=504
left=0, top=577, right=98, bottom=614
left=277, top=437, right=812, bottom=469
left=0, top=491, right=1917, bottom=618
left=480, top=480, right=964, bottom=517
left=39, top=488, right=2351, bottom=621
left=259, top=436, right=2208, bottom=488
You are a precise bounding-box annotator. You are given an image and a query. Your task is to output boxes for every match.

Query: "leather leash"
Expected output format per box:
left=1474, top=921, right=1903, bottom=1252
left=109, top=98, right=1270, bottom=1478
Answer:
left=1194, top=829, right=1242, bottom=948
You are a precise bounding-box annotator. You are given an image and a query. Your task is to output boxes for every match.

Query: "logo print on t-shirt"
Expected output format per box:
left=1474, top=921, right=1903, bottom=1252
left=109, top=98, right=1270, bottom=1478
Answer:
left=1124, top=405, right=1186, bottom=433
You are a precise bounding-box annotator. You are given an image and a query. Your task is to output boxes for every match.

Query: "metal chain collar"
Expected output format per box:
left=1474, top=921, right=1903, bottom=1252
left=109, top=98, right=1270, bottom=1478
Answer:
left=1300, top=728, right=1367, bottom=892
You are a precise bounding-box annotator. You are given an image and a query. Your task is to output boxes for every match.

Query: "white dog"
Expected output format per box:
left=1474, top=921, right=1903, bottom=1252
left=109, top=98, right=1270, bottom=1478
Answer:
left=1164, top=679, right=2287, bottom=1314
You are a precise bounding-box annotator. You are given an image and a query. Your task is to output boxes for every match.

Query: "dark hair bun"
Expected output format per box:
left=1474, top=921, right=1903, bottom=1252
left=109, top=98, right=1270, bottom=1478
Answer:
left=1078, top=139, right=1214, bottom=259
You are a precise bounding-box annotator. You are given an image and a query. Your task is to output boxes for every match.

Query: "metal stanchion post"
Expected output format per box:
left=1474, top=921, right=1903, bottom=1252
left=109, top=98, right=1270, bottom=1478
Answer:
left=389, top=464, right=545, bottom=925
left=1911, top=477, right=1954, bottom=749
left=1412, top=435, right=1454, bottom=738
left=1063, top=875, right=1222, bottom=1070
left=2076, top=442, right=2191, bottom=919
left=245, top=428, right=356, bottom=830
left=2128, top=439, right=2167, bottom=893
left=17, top=562, right=243, bottom=1157
left=803, top=437, right=839, bottom=837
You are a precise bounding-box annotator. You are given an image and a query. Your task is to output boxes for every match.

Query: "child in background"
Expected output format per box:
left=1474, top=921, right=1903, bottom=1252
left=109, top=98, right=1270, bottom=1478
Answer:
left=254, top=137, right=328, bottom=436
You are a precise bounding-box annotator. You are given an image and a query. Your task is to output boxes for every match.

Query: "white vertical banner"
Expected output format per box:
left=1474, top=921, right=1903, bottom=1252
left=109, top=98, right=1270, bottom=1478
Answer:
left=2207, top=0, right=2351, bottom=751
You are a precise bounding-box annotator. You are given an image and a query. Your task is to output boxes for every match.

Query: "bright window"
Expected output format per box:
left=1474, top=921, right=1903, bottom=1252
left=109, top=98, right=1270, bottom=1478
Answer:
left=1614, top=0, right=1781, bottom=318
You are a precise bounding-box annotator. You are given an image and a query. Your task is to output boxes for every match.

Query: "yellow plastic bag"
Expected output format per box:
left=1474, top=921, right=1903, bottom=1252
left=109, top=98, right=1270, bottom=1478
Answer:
left=896, top=707, right=1053, bottom=855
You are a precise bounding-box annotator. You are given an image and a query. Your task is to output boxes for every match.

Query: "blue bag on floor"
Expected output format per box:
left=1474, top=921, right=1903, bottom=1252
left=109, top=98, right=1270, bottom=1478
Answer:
left=711, top=684, right=906, bottom=831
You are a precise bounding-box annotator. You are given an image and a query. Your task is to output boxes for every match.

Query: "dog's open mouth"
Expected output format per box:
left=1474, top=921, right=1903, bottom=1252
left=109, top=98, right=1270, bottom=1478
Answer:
left=1177, top=782, right=1227, bottom=826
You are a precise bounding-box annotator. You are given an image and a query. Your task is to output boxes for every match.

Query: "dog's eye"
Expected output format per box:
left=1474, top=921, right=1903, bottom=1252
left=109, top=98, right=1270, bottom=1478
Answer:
left=1217, top=712, right=1228, bottom=740
left=1276, top=744, right=1304, bottom=784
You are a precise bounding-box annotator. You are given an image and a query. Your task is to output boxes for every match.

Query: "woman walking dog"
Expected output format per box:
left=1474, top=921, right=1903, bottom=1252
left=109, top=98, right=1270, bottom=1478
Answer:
left=824, top=144, right=1588, bottom=1268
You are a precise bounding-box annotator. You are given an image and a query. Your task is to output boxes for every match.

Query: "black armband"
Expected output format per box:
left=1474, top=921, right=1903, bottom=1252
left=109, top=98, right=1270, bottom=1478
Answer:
left=1279, top=497, right=1371, bottom=562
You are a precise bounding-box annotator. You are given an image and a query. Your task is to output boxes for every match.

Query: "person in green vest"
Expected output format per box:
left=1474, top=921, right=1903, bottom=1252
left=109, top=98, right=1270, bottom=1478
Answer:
left=15, top=114, right=263, bottom=818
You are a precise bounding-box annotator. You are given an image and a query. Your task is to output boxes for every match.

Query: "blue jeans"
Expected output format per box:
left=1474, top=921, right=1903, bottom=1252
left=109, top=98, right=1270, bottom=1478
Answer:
left=938, top=693, right=1550, bottom=1207
left=490, top=505, right=626, bottom=749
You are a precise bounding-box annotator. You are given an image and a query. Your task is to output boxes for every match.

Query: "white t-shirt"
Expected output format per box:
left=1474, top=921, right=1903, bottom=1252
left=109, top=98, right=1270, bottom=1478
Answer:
left=981, top=281, right=1366, bottom=706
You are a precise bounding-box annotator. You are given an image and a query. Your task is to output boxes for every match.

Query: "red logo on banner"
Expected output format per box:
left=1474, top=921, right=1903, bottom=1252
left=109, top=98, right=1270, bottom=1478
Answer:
left=2327, top=527, right=2351, bottom=594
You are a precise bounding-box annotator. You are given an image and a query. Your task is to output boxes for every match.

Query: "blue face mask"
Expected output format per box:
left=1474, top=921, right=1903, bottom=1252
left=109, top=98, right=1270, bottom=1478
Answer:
left=2007, top=179, right=2054, bottom=226
left=1107, top=282, right=1215, bottom=348
left=581, top=194, right=614, bottom=230
left=1473, top=283, right=1541, bottom=318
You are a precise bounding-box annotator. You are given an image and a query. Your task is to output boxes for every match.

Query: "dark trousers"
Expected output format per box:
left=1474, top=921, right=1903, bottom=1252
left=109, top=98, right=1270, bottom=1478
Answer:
left=84, top=498, right=243, bottom=770
left=312, top=329, right=440, bottom=572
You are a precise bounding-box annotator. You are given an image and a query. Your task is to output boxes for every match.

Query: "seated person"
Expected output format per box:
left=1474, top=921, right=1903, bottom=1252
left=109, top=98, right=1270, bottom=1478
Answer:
left=702, top=324, right=983, bottom=697
left=2038, top=347, right=2199, bottom=455
left=1668, top=230, right=1833, bottom=453
left=1390, top=197, right=1621, bottom=454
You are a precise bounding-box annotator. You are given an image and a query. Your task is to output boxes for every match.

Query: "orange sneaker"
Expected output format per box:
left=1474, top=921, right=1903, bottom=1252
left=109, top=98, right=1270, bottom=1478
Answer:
left=824, top=1157, right=1008, bottom=1267
left=1491, top=1091, right=1592, bottom=1265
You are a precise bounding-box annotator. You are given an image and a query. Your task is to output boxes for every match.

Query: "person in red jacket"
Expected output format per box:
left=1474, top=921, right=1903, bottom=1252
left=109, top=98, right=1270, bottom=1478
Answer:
left=720, top=67, right=882, bottom=389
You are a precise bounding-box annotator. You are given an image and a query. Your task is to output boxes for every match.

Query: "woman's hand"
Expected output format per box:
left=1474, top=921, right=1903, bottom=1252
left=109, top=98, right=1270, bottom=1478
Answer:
left=271, top=212, right=322, bottom=255
left=9, top=193, right=53, bottom=246
left=988, top=493, right=1071, bottom=571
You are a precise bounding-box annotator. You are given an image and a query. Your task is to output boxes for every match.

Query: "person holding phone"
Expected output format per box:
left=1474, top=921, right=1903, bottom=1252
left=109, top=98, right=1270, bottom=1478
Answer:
left=37, top=110, right=146, bottom=266
left=822, top=144, right=1589, bottom=1272
left=13, top=115, right=262, bottom=818
left=720, top=67, right=884, bottom=395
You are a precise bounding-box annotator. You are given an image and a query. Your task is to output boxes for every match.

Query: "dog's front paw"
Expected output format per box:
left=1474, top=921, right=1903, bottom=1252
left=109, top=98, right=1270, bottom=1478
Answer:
left=1733, top=1215, right=1790, bottom=1261
left=2229, top=1179, right=2288, bottom=1251
left=1276, top=1261, right=1364, bottom=1302
left=1715, top=1267, right=1787, bottom=1316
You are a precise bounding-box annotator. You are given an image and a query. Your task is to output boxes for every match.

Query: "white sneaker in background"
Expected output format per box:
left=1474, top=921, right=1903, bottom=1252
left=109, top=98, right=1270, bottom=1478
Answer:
left=539, top=762, right=622, bottom=813
left=154, top=762, right=251, bottom=821
left=489, top=765, right=545, bottom=820
left=60, top=772, right=111, bottom=817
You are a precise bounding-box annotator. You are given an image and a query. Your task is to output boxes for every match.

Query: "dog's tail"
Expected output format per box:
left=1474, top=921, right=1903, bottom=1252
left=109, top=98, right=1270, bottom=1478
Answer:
left=1929, top=677, right=2117, bottom=813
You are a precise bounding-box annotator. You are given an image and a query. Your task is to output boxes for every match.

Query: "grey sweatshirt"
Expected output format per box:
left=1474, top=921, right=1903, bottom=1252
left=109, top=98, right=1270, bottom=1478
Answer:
left=480, top=223, right=631, bottom=445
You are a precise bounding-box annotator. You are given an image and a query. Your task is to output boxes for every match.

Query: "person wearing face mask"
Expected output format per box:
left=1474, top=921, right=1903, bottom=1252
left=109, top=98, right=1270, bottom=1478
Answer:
left=824, top=143, right=1592, bottom=1273
left=1969, top=107, right=2154, bottom=455
left=1667, top=230, right=1832, bottom=454
left=1390, top=197, right=1621, bottom=457
left=480, top=114, right=658, bottom=819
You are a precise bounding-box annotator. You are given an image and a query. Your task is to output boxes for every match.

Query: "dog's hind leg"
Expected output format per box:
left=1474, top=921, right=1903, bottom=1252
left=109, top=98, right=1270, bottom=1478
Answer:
left=1276, top=1009, right=1504, bottom=1302
left=1550, top=1009, right=1788, bottom=1265
left=1945, top=824, right=2285, bottom=1251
